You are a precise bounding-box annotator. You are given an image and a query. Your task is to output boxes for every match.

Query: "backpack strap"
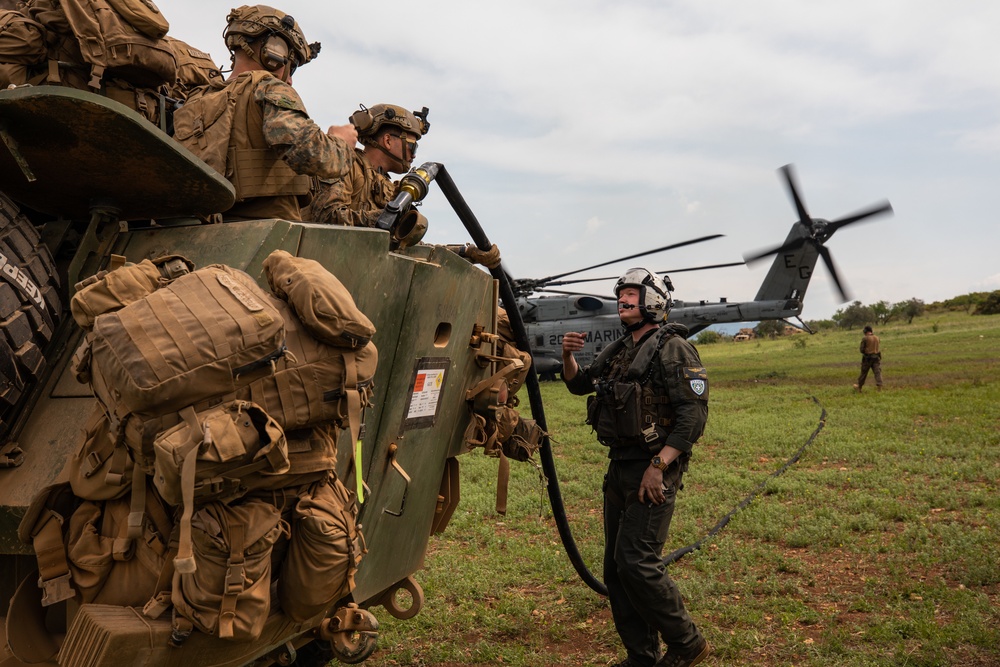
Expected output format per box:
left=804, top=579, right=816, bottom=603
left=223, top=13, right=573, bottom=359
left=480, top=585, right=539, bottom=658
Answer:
left=173, top=406, right=205, bottom=575
left=31, top=510, right=75, bottom=606
left=217, top=519, right=246, bottom=640
left=342, top=349, right=366, bottom=503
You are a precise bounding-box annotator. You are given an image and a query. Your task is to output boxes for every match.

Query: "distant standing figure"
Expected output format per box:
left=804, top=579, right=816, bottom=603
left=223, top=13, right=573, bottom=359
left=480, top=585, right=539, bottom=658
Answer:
left=854, top=325, right=882, bottom=392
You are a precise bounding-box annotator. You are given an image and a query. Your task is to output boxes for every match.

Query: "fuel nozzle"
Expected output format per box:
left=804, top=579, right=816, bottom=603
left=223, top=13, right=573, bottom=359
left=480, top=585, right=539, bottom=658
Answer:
left=375, top=162, right=440, bottom=240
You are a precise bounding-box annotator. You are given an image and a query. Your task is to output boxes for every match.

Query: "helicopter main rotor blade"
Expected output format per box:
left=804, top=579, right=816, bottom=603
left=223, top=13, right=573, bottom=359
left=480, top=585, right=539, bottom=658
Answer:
left=781, top=164, right=812, bottom=228
left=535, top=287, right=615, bottom=300
left=542, top=261, right=746, bottom=287
left=658, top=261, right=747, bottom=274
left=817, top=244, right=850, bottom=302
left=534, top=234, right=724, bottom=285
left=826, top=200, right=893, bottom=234
left=743, top=236, right=809, bottom=264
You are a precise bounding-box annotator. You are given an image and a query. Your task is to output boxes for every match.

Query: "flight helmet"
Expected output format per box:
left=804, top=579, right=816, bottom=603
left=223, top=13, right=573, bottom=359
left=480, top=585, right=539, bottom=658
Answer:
left=224, top=5, right=319, bottom=75
left=614, top=268, right=673, bottom=324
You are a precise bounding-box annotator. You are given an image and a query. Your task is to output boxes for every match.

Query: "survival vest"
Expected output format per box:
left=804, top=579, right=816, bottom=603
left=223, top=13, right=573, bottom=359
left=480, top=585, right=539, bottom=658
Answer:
left=585, top=328, right=703, bottom=450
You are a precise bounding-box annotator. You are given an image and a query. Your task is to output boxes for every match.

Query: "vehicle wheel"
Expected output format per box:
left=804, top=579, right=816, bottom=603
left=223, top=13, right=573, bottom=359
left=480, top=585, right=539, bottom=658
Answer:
left=0, top=192, right=62, bottom=434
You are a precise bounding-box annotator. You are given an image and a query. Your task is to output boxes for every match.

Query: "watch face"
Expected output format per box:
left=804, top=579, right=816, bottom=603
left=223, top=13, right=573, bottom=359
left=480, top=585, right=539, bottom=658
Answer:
left=652, top=456, right=662, bottom=466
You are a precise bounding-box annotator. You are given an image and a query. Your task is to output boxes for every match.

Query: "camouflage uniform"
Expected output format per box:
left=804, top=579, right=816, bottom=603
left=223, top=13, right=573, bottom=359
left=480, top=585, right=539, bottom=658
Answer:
left=565, top=322, right=708, bottom=667
left=304, top=148, right=396, bottom=227
left=223, top=71, right=352, bottom=221
left=857, top=329, right=882, bottom=389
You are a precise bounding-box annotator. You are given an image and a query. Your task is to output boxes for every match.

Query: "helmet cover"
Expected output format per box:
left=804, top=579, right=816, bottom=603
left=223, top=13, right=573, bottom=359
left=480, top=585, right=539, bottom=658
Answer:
left=224, top=5, right=318, bottom=70
left=351, top=104, right=430, bottom=142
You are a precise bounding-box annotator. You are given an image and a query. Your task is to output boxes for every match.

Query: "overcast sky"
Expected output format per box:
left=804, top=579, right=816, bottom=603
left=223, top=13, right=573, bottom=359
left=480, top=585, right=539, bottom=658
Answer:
left=167, top=0, right=1000, bottom=321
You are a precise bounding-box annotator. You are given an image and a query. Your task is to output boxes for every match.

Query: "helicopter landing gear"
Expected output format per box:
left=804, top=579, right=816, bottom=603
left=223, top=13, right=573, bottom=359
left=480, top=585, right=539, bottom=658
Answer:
left=317, top=604, right=379, bottom=665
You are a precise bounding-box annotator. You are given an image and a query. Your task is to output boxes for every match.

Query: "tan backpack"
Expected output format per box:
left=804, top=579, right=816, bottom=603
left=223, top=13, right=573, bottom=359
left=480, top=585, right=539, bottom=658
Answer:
left=163, top=35, right=225, bottom=100
left=65, top=482, right=173, bottom=607
left=0, top=9, right=47, bottom=87
left=171, top=75, right=241, bottom=175
left=87, top=264, right=286, bottom=468
left=58, top=0, right=176, bottom=89
left=241, top=296, right=377, bottom=438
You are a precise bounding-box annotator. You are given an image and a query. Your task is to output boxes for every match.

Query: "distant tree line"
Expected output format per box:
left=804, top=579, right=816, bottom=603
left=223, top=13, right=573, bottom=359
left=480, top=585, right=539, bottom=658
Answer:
left=693, top=290, right=1000, bottom=345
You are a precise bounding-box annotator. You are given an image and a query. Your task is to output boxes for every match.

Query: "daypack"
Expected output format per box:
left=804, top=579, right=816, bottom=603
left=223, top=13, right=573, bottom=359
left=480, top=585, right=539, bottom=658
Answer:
left=163, top=35, right=224, bottom=100
left=278, top=474, right=361, bottom=622
left=171, top=77, right=237, bottom=174
left=58, top=0, right=176, bottom=89
left=88, top=264, right=286, bottom=468
left=171, top=499, right=286, bottom=642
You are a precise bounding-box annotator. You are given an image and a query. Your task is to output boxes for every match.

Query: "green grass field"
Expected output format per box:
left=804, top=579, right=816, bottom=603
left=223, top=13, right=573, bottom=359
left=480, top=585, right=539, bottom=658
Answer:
left=361, top=311, right=1000, bottom=667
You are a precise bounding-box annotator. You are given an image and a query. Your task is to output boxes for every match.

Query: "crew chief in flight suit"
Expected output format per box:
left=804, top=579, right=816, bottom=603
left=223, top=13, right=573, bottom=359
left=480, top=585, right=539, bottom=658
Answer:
left=561, top=268, right=710, bottom=667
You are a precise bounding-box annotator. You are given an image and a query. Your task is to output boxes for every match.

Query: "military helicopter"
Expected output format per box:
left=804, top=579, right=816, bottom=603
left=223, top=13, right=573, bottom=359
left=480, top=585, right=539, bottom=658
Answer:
left=514, top=164, right=893, bottom=378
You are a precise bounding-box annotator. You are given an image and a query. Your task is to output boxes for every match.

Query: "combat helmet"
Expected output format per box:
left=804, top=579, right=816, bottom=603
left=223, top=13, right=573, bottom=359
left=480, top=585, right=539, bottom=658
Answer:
left=614, top=268, right=674, bottom=324
left=350, top=104, right=431, bottom=144
left=224, top=5, right=319, bottom=74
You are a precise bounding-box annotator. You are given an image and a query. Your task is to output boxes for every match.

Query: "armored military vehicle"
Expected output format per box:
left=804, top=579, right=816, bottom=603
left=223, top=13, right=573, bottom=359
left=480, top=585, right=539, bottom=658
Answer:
left=0, top=85, right=530, bottom=666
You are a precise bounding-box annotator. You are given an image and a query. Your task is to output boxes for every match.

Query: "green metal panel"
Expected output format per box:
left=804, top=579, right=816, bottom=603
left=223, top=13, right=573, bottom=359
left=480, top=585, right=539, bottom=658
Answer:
left=352, top=244, right=495, bottom=602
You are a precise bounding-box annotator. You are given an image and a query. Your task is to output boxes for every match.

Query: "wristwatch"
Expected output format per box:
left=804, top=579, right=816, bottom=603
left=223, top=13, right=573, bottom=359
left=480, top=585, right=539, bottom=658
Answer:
left=650, top=455, right=669, bottom=471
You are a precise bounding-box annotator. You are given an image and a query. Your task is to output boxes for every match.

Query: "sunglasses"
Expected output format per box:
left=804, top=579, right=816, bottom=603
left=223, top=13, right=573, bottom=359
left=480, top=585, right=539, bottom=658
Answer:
left=387, top=133, right=418, bottom=157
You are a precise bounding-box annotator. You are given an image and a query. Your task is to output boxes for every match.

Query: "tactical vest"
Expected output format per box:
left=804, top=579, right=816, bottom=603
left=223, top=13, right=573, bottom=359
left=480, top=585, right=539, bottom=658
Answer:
left=172, top=70, right=310, bottom=220
left=585, top=329, right=676, bottom=450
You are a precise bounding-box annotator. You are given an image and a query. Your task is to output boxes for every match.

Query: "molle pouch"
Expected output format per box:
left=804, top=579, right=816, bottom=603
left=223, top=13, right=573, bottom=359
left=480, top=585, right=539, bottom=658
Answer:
left=278, top=475, right=361, bottom=622
left=172, top=499, right=286, bottom=641
left=152, top=401, right=290, bottom=508
left=611, top=381, right=644, bottom=440
left=65, top=485, right=173, bottom=607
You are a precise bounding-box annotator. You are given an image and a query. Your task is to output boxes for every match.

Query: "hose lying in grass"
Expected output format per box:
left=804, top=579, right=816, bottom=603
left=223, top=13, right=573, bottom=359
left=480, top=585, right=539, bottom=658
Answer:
left=663, top=395, right=827, bottom=566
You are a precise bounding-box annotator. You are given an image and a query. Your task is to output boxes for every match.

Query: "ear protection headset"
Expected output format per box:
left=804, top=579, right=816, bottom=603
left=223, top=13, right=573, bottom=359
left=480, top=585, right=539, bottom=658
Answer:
left=259, top=33, right=290, bottom=72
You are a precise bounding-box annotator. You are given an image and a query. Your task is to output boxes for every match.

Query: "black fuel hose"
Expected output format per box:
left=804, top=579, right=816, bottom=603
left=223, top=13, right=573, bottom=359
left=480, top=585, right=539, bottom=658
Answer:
left=432, top=164, right=609, bottom=596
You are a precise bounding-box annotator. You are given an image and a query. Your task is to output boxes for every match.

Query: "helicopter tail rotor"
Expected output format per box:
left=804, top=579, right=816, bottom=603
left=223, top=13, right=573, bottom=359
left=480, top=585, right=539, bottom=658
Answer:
left=743, top=164, right=893, bottom=303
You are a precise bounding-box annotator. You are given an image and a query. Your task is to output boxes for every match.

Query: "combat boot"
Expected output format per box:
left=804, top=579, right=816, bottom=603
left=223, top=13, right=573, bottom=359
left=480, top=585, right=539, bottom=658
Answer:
left=655, top=639, right=710, bottom=667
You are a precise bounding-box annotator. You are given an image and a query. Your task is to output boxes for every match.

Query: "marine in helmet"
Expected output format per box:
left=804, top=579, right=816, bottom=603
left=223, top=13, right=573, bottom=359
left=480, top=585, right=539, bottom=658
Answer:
left=561, top=268, right=711, bottom=667
left=176, top=5, right=357, bottom=221
left=305, top=103, right=430, bottom=227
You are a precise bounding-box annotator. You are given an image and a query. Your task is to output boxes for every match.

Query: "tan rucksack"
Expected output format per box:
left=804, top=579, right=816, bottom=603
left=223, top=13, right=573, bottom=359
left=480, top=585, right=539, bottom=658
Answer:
left=163, top=35, right=225, bottom=100
left=0, top=9, right=46, bottom=87
left=58, top=0, right=176, bottom=89
left=87, top=263, right=286, bottom=468
left=65, top=482, right=173, bottom=607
